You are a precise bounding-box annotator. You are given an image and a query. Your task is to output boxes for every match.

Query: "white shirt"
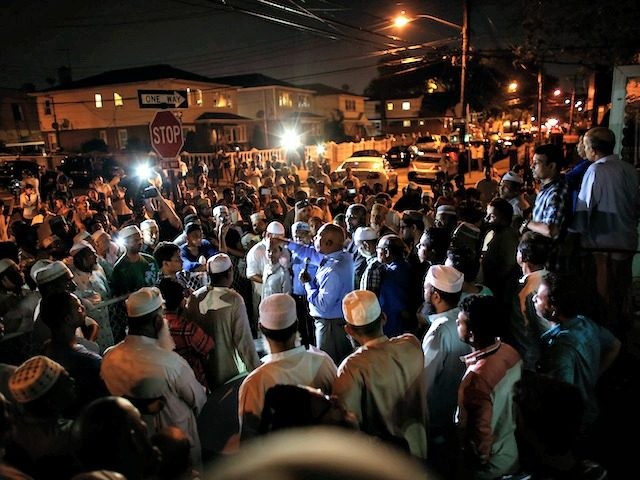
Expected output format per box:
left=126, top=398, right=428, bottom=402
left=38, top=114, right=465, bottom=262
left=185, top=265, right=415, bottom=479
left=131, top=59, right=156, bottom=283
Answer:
left=101, top=335, right=207, bottom=462
left=238, top=345, right=336, bottom=438
left=262, top=262, right=292, bottom=298
left=246, top=240, right=267, bottom=278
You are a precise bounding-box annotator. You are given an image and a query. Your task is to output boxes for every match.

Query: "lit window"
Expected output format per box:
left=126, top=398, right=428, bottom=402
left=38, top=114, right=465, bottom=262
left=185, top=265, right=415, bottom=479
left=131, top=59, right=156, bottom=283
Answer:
left=298, top=95, right=310, bottom=108
left=279, top=92, right=293, bottom=108
left=118, top=129, right=128, bottom=149
left=402, top=101, right=411, bottom=110
left=386, top=102, right=394, bottom=111
left=345, top=99, right=356, bottom=112
left=196, top=89, right=203, bottom=106
left=44, top=100, right=52, bottom=115
left=214, top=92, right=233, bottom=108
left=114, top=92, right=123, bottom=107
left=419, top=120, right=425, bottom=126
left=403, top=120, right=411, bottom=127
left=95, top=93, right=103, bottom=108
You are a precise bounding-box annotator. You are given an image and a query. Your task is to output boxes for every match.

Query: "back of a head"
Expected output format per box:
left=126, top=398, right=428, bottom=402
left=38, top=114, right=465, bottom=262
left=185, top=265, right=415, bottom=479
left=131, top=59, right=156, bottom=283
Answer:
left=459, top=294, right=502, bottom=341
left=40, top=291, right=76, bottom=331
left=157, top=277, right=185, bottom=311
left=518, top=231, right=551, bottom=267
left=586, top=127, right=615, bottom=155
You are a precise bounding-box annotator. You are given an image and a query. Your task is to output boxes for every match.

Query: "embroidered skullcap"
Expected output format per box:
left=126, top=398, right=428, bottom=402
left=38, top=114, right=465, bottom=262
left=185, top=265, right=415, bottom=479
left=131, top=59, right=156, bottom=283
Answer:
left=259, top=294, right=297, bottom=330
left=342, top=290, right=382, bottom=326
left=212, top=205, right=229, bottom=217
left=35, top=260, right=72, bottom=286
left=140, top=219, right=158, bottom=230
left=9, top=356, right=65, bottom=403
left=119, top=225, right=141, bottom=239
left=70, top=241, right=96, bottom=257
left=353, top=226, right=377, bottom=243
left=436, top=205, right=456, bottom=216
left=30, top=259, right=53, bottom=283
left=266, top=221, right=285, bottom=236
left=424, top=265, right=464, bottom=293
left=250, top=212, right=267, bottom=223
left=207, top=253, right=232, bottom=274
left=292, top=221, right=311, bottom=233
left=91, top=229, right=109, bottom=242
left=125, top=287, right=164, bottom=318
left=502, top=171, right=524, bottom=184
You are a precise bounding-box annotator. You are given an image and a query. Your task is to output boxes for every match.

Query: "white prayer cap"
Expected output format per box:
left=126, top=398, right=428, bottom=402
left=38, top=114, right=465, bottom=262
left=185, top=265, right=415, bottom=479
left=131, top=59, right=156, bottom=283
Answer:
left=266, top=221, right=285, bottom=236
left=9, top=355, right=65, bottom=403
left=212, top=205, right=229, bottom=217
left=119, top=225, right=141, bottom=239
left=436, top=205, right=456, bottom=216
left=502, top=171, right=524, bottom=184
left=70, top=241, right=96, bottom=257
left=342, top=290, right=382, bottom=326
left=207, top=253, right=232, bottom=274
left=125, top=287, right=164, bottom=318
left=0, top=258, right=17, bottom=275
left=140, top=219, right=158, bottom=230
left=353, top=226, right=378, bottom=243
left=73, top=231, right=91, bottom=244
left=35, top=260, right=73, bottom=286
left=91, top=229, right=109, bottom=242
left=291, top=221, right=311, bottom=233
left=259, top=294, right=297, bottom=330
left=250, top=212, right=267, bottom=223
left=41, top=235, right=61, bottom=250
left=30, top=259, right=53, bottom=283
left=424, top=265, right=464, bottom=293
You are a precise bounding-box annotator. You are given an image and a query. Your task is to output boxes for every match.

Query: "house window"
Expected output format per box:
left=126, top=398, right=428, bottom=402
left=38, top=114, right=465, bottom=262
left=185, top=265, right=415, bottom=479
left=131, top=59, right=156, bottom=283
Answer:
left=99, top=130, right=108, bottom=145
left=374, top=104, right=381, bottom=113
left=213, top=92, right=232, bottom=108
left=95, top=93, right=103, bottom=108
left=402, top=101, right=411, bottom=110
left=298, top=95, right=310, bottom=108
left=419, top=120, right=425, bottom=126
left=345, top=99, right=356, bottom=112
left=117, top=129, right=128, bottom=149
left=11, top=104, right=24, bottom=122
left=196, top=89, right=203, bottom=106
left=386, top=102, right=394, bottom=111
left=278, top=92, right=293, bottom=108
left=44, top=100, right=52, bottom=115
left=114, top=92, right=123, bottom=107
left=403, top=120, right=411, bottom=127
left=186, top=87, right=191, bottom=106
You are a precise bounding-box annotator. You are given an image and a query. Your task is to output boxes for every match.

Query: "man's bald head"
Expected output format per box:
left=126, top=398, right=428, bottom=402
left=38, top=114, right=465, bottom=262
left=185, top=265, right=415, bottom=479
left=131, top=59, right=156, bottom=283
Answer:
left=314, top=223, right=345, bottom=254
left=585, top=127, right=616, bottom=158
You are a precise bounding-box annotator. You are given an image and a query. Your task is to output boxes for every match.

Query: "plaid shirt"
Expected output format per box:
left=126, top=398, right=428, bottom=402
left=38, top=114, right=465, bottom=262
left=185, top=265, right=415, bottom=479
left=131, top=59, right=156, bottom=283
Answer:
left=166, top=312, right=215, bottom=389
left=531, top=176, right=568, bottom=232
left=360, top=256, right=384, bottom=295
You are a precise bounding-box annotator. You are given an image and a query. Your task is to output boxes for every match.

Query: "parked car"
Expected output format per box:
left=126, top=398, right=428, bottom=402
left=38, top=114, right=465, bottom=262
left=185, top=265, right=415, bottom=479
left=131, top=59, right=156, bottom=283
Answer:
left=412, top=134, right=448, bottom=154
left=384, top=146, right=413, bottom=168
left=59, top=155, right=96, bottom=188
left=335, top=150, right=398, bottom=195
left=0, top=159, right=40, bottom=193
left=407, top=151, right=457, bottom=184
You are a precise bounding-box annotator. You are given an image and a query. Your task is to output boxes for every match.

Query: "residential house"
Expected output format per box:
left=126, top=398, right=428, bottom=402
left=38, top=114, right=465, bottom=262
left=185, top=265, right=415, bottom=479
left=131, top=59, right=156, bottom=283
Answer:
left=0, top=88, right=41, bottom=145
left=31, top=65, right=251, bottom=153
left=366, top=95, right=453, bottom=138
left=298, top=83, right=370, bottom=141
left=211, top=74, right=321, bottom=148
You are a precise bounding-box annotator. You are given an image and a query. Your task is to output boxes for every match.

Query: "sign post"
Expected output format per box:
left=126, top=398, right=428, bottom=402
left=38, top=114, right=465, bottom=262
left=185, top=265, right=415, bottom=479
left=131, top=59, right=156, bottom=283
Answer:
left=138, top=90, right=188, bottom=109
left=149, top=110, right=184, bottom=202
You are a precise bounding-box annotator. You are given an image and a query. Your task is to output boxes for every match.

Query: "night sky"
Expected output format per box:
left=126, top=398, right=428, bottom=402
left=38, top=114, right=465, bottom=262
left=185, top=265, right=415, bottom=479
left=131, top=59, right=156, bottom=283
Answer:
left=1, top=0, right=522, bottom=94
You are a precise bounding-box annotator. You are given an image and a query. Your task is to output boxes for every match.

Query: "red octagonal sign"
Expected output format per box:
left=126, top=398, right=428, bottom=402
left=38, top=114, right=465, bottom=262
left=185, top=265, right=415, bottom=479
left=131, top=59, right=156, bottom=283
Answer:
left=149, top=111, right=184, bottom=159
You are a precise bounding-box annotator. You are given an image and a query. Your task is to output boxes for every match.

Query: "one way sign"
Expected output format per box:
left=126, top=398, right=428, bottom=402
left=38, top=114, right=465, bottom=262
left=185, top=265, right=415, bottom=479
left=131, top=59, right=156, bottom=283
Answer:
left=138, top=89, right=188, bottom=109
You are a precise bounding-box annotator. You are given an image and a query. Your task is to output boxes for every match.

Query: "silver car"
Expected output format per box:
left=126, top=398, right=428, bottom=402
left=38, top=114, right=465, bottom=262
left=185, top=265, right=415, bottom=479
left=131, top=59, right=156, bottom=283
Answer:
left=335, top=150, right=399, bottom=195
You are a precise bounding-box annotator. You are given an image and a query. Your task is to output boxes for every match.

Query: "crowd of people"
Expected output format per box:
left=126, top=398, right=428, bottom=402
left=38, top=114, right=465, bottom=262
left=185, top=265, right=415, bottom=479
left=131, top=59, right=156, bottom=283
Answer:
left=0, top=126, right=635, bottom=479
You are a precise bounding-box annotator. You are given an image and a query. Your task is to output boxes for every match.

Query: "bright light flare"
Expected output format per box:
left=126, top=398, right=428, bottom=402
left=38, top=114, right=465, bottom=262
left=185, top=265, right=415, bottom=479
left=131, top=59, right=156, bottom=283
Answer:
left=553, top=89, right=561, bottom=96
left=394, top=12, right=411, bottom=28
left=507, top=81, right=518, bottom=93
left=564, top=99, right=571, bottom=104
left=545, top=118, right=559, bottom=128
left=316, top=144, right=326, bottom=155
left=135, top=163, right=152, bottom=179
left=280, top=129, right=301, bottom=150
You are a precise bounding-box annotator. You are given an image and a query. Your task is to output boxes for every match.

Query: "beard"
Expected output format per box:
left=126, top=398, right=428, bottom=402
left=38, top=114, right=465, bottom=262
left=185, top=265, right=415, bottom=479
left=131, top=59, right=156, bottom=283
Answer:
left=157, top=318, right=176, bottom=351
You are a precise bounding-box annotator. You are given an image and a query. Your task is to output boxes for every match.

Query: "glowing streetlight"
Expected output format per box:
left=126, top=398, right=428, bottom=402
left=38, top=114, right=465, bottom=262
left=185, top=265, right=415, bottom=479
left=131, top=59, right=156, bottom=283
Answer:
left=393, top=12, right=411, bottom=28
left=553, top=89, right=562, bottom=96
left=507, top=81, right=518, bottom=93
left=564, top=99, right=571, bottom=104
left=575, top=100, right=583, bottom=107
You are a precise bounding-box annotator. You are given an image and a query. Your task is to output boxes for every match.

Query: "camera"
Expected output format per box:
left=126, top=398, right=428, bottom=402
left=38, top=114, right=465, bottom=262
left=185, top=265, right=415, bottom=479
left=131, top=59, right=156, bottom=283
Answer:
left=347, top=188, right=357, bottom=195
left=260, top=187, right=271, bottom=196
left=142, top=186, right=160, bottom=199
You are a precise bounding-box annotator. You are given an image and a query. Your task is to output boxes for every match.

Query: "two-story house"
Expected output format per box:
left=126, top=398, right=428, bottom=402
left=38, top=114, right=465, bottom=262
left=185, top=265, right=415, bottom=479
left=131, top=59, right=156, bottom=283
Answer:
left=298, top=83, right=370, bottom=141
left=211, top=74, right=321, bottom=148
left=31, top=65, right=251, bottom=153
left=0, top=88, right=41, bottom=145
left=366, top=95, right=452, bottom=137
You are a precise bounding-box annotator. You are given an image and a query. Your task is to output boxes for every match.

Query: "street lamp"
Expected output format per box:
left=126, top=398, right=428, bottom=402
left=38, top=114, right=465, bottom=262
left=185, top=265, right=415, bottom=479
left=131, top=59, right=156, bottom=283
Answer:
left=393, top=3, right=469, bottom=138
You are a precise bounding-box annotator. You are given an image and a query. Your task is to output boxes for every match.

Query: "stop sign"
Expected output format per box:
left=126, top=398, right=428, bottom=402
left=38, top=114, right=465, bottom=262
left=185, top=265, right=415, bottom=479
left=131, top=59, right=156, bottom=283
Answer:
left=149, top=111, right=184, bottom=158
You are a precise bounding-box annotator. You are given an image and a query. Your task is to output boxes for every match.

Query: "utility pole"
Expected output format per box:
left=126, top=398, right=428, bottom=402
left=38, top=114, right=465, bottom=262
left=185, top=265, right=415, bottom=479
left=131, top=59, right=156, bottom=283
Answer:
left=537, top=64, right=543, bottom=144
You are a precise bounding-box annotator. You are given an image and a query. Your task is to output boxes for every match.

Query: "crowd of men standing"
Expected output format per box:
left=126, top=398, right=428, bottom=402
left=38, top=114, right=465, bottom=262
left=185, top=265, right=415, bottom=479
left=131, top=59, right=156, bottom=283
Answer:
left=0, top=126, right=635, bottom=479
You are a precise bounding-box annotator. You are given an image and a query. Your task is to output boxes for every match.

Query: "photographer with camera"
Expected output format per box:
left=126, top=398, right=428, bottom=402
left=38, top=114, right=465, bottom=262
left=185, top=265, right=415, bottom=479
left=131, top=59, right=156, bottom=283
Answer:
left=139, top=169, right=182, bottom=242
